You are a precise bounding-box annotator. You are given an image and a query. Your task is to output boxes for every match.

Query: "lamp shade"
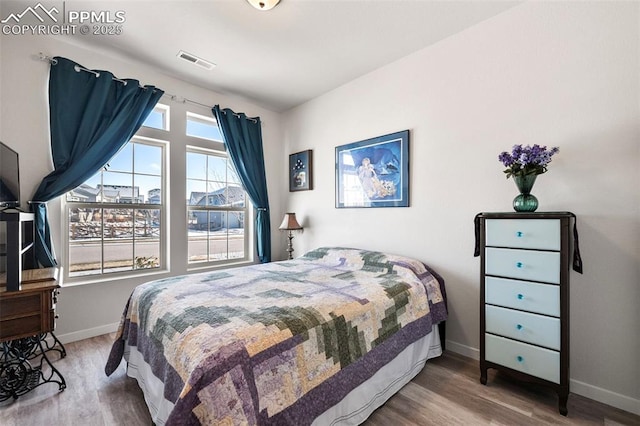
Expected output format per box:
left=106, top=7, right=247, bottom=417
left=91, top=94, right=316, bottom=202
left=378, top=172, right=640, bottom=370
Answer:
left=279, top=213, right=302, bottom=230
left=247, top=0, right=280, bottom=11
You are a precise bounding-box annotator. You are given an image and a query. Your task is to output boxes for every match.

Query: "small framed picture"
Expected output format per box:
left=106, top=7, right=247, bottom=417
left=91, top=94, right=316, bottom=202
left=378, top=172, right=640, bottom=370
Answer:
left=335, top=130, right=409, bottom=208
left=289, top=150, right=313, bottom=192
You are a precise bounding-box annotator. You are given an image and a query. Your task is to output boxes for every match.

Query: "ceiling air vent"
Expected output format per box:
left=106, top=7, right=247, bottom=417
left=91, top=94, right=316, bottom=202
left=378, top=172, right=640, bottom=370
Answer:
left=177, top=51, right=216, bottom=70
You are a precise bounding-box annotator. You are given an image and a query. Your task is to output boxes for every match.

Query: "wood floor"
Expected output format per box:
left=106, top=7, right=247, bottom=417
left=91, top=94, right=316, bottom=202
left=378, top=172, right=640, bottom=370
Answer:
left=1, top=333, right=638, bottom=425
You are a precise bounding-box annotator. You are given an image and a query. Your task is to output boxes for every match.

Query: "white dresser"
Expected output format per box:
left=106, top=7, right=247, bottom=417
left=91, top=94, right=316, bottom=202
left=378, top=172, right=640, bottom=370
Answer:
left=476, top=212, right=576, bottom=416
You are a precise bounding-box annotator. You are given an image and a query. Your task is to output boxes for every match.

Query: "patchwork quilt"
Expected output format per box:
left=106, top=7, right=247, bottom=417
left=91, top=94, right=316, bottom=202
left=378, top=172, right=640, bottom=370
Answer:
left=105, top=247, right=447, bottom=425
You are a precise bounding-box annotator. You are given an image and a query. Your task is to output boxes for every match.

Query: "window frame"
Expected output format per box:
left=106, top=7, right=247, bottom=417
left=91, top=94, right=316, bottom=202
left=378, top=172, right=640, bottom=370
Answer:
left=186, top=111, right=222, bottom=142
left=62, top=135, right=168, bottom=283
left=142, top=103, right=170, bottom=131
left=61, top=101, right=255, bottom=285
left=186, top=145, right=251, bottom=267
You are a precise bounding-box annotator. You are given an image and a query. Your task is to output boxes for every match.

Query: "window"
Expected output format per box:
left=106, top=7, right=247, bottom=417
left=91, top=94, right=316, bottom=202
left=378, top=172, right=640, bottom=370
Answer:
left=65, top=103, right=169, bottom=279
left=186, top=147, right=248, bottom=264
left=186, top=112, right=222, bottom=141
left=63, top=102, right=252, bottom=282
left=142, top=103, right=170, bottom=131
left=66, top=137, right=166, bottom=277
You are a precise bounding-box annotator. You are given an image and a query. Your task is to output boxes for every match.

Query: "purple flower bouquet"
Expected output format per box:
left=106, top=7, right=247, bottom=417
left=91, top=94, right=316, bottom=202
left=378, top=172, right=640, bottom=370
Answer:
left=498, top=144, right=559, bottom=212
left=498, top=144, right=559, bottom=179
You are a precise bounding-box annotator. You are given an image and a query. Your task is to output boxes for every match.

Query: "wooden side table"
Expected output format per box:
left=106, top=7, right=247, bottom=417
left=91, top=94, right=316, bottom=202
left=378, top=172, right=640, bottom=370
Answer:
left=0, top=268, right=66, bottom=401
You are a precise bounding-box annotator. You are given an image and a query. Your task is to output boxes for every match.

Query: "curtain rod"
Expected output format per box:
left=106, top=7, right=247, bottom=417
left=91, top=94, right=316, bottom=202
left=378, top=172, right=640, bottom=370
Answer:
left=162, top=94, right=211, bottom=110
left=162, top=94, right=258, bottom=123
left=38, top=53, right=259, bottom=123
left=38, top=53, right=149, bottom=89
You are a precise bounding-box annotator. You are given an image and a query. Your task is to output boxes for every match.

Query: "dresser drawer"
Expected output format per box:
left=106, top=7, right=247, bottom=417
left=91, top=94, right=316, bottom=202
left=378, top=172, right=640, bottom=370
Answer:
left=485, top=247, right=560, bottom=284
left=485, top=276, right=559, bottom=316
left=486, top=219, right=560, bottom=250
left=0, top=315, right=41, bottom=341
left=485, top=333, right=559, bottom=383
left=0, top=293, right=41, bottom=319
left=485, top=305, right=560, bottom=350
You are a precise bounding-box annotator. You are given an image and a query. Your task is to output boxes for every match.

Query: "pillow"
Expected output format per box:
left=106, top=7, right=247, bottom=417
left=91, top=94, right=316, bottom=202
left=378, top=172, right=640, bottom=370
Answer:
left=301, top=247, right=445, bottom=307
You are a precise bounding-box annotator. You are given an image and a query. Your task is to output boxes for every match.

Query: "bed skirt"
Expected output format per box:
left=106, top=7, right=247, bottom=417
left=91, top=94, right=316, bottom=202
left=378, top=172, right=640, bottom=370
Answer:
left=123, top=325, right=442, bottom=426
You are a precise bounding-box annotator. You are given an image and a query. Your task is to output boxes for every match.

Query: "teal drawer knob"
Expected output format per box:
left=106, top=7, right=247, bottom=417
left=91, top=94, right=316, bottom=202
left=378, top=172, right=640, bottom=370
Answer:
left=516, top=355, right=524, bottom=363
left=516, top=324, right=523, bottom=330
left=516, top=231, right=524, bottom=238
left=517, top=293, right=524, bottom=300
left=516, top=262, right=524, bottom=268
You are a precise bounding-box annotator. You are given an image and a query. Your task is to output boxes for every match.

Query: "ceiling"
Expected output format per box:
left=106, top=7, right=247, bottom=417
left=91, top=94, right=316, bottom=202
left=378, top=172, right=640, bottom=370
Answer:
left=6, top=1, right=519, bottom=112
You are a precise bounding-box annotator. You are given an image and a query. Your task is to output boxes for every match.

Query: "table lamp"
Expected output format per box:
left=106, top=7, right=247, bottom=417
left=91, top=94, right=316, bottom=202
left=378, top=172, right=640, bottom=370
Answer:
left=279, top=212, right=303, bottom=259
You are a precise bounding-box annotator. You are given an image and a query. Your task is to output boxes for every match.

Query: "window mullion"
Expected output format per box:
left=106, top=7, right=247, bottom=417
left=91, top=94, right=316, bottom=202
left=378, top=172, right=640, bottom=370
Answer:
left=100, top=207, right=105, bottom=275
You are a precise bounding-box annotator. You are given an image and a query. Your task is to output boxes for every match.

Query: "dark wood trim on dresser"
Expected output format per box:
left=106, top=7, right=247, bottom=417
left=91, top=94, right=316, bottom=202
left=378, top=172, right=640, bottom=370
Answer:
left=479, top=213, right=488, bottom=385
left=476, top=211, right=575, bottom=416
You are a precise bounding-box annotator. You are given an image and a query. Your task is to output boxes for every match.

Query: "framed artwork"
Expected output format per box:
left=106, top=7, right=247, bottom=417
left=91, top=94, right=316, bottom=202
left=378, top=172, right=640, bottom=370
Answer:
left=289, top=150, right=313, bottom=192
left=335, top=130, right=409, bottom=208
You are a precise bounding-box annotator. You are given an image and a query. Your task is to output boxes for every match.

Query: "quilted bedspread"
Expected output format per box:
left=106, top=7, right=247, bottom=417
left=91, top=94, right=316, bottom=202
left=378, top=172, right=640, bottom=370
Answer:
left=105, top=247, right=447, bottom=425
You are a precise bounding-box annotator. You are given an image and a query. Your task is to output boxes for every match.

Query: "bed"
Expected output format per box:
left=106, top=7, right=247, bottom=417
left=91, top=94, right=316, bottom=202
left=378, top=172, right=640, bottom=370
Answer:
left=105, top=247, right=447, bottom=425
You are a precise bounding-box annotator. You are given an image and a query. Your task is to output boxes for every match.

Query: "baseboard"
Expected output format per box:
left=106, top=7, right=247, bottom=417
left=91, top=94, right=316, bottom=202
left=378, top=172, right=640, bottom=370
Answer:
left=445, top=339, right=479, bottom=360
left=446, top=339, right=639, bottom=416
left=56, top=322, right=120, bottom=345
left=570, top=378, right=640, bottom=416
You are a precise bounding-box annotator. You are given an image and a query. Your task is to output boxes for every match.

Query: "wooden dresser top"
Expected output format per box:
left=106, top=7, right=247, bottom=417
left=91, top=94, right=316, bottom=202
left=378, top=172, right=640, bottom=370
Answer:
left=0, top=267, right=60, bottom=294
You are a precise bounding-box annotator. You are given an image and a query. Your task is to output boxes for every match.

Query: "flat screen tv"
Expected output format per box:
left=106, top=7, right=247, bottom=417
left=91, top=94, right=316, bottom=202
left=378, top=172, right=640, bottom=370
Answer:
left=0, top=141, right=20, bottom=208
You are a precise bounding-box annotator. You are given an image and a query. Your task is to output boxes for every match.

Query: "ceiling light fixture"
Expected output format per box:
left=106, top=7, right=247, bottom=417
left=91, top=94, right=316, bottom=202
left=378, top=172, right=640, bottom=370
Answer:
left=247, top=0, right=280, bottom=11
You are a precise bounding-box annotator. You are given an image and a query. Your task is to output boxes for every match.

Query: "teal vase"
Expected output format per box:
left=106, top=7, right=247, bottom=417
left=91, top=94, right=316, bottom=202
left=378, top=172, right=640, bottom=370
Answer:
left=512, top=174, right=538, bottom=212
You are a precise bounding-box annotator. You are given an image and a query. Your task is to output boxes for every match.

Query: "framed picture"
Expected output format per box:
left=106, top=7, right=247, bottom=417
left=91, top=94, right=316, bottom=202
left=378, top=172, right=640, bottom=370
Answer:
left=289, top=150, right=313, bottom=192
left=335, top=130, right=409, bottom=208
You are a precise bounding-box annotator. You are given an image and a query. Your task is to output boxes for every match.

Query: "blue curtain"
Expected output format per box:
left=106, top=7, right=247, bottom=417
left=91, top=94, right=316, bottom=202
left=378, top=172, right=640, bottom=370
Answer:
left=32, top=56, right=164, bottom=267
left=212, top=105, right=271, bottom=263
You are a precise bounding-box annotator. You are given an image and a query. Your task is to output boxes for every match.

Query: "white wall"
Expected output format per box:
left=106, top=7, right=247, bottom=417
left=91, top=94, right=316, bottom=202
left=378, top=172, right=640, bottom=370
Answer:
left=0, top=34, right=286, bottom=341
left=283, top=1, right=639, bottom=414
